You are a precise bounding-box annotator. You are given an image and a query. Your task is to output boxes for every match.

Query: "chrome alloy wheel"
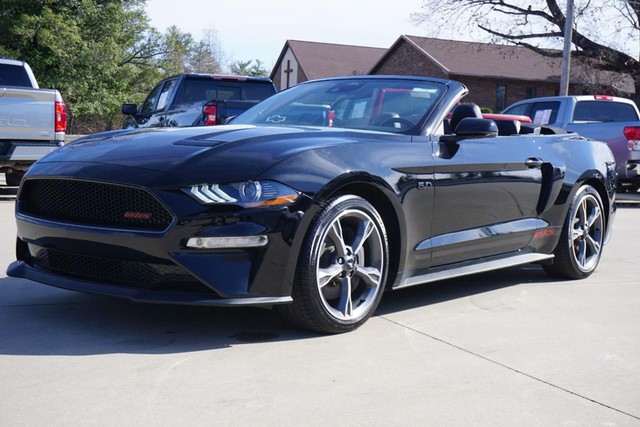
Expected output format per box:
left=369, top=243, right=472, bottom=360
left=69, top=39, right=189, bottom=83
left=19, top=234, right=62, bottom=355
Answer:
left=315, top=208, right=385, bottom=321
left=570, top=192, right=604, bottom=273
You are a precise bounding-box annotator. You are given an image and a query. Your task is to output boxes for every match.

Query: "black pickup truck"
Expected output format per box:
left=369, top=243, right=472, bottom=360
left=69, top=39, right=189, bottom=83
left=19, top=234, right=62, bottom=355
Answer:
left=121, top=74, right=276, bottom=128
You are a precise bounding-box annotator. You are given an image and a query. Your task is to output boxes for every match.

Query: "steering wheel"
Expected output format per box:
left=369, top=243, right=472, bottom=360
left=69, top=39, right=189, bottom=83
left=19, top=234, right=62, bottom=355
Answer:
left=380, top=117, right=414, bottom=129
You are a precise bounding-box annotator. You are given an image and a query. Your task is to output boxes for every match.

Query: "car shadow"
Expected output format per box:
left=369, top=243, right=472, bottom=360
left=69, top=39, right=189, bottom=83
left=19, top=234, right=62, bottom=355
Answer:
left=376, top=263, right=552, bottom=316
left=0, top=278, right=317, bottom=356
left=0, top=264, right=553, bottom=357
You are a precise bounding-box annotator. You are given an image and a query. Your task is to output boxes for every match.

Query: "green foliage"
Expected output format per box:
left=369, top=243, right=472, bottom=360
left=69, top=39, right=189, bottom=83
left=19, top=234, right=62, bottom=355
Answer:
left=0, top=0, right=155, bottom=132
left=229, top=59, right=269, bottom=77
left=0, top=0, right=225, bottom=133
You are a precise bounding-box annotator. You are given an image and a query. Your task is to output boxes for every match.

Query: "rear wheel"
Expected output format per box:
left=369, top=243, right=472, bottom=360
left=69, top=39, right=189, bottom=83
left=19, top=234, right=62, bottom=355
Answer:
left=277, top=195, right=389, bottom=333
left=543, top=184, right=604, bottom=279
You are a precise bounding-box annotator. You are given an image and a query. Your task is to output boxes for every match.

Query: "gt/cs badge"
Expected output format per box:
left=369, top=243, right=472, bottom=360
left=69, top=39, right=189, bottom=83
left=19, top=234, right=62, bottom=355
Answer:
left=123, top=211, right=153, bottom=220
left=533, top=229, right=555, bottom=239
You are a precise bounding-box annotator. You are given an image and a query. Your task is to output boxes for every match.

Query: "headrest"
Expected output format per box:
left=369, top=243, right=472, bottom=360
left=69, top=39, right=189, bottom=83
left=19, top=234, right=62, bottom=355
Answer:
left=494, top=119, right=521, bottom=135
left=450, top=103, right=482, bottom=132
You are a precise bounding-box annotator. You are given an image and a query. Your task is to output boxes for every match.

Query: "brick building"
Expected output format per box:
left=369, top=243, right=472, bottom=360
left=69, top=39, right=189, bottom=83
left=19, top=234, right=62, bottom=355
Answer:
left=271, top=35, right=634, bottom=111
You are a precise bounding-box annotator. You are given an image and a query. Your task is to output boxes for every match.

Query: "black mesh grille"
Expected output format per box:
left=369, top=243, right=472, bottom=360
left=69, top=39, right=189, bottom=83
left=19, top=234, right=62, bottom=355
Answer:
left=28, top=244, right=213, bottom=293
left=19, top=179, right=174, bottom=231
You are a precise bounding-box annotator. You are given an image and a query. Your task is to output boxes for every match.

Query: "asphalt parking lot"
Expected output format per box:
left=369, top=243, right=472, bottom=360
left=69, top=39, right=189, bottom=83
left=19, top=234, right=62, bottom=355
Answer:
left=1, top=179, right=639, bottom=426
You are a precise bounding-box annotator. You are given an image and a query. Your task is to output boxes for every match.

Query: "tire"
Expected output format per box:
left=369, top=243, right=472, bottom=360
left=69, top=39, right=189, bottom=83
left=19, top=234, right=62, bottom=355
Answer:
left=277, top=195, right=389, bottom=333
left=5, top=173, right=23, bottom=187
left=543, top=185, right=605, bottom=279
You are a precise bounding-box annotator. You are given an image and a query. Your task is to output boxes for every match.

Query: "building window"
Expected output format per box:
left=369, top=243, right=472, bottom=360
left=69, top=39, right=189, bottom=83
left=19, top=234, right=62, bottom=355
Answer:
left=526, top=87, right=537, bottom=99
left=496, top=85, right=506, bottom=112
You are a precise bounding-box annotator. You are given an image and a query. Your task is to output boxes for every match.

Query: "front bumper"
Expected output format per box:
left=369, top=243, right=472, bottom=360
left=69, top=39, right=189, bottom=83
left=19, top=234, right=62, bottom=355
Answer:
left=7, top=260, right=292, bottom=306
left=8, top=178, right=311, bottom=305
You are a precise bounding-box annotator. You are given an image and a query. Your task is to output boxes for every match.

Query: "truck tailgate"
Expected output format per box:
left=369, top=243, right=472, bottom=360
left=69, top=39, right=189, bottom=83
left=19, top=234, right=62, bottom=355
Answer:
left=0, top=87, right=59, bottom=142
left=566, top=121, right=640, bottom=180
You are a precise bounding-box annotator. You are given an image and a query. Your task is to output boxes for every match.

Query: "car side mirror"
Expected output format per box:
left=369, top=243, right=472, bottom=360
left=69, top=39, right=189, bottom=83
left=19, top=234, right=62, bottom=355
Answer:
left=121, top=103, right=138, bottom=115
left=455, top=117, right=498, bottom=138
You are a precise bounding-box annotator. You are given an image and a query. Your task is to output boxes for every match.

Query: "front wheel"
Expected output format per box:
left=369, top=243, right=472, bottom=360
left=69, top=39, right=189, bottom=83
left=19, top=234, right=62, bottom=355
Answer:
left=543, top=185, right=605, bottom=279
left=277, top=195, right=389, bottom=333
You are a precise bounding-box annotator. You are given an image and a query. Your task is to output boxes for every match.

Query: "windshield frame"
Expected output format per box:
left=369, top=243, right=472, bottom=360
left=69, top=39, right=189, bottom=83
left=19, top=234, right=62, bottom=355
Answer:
left=231, top=76, right=449, bottom=135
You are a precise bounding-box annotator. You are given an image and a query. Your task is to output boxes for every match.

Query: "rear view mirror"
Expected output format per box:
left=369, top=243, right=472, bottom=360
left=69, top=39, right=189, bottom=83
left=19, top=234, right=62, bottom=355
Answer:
left=121, top=103, right=138, bottom=115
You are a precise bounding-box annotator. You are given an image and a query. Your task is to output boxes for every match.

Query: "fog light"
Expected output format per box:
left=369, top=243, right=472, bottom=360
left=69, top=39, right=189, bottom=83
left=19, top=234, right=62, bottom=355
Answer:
left=186, top=236, right=268, bottom=249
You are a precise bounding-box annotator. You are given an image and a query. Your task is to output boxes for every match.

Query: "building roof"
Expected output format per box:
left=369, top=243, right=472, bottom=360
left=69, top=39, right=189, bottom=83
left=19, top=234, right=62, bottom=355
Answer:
left=270, top=40, right=387, bottom=81
left=397, top=35, right=562, bottom=81
left=371, top=35, right=634, bottom=94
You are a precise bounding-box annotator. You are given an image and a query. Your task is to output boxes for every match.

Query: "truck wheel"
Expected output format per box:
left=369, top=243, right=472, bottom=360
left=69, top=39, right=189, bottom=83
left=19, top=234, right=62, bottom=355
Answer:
left=543, top=185, right=604, bottom=279
left=5, top=173, right=23, bottom=187
left=277, top=195, right=389, bottom=333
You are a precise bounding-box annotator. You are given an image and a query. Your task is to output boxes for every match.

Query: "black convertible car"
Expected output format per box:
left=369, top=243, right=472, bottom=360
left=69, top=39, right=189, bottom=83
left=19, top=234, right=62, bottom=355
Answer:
left=8, top=76, right=616, bottom=333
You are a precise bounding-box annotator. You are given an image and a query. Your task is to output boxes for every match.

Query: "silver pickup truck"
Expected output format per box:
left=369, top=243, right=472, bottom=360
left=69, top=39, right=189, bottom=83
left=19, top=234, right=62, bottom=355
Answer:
left=0, top=59, right=66, bottom=186
left=503, top=95, right=640, bottom=192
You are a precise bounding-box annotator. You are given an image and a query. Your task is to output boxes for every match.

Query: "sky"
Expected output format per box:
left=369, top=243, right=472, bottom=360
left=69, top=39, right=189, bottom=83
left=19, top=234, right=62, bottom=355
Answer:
left=146, top=0, right=639, bottom=73
left=145, top=0, right=434, bottom=70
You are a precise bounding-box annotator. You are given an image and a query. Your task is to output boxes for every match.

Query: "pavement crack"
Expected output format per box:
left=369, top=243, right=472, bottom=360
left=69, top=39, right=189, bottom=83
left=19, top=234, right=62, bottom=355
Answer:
left=380, top=315, right=640, bottom=422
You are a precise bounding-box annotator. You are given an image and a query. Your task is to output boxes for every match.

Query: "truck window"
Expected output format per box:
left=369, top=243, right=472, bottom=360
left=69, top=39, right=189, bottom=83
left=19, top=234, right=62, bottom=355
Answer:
left=0, top=63, right=32, bottom=87
left=175, top=79, right=218, bottom=104
left=502, top=103, right=531, bottom=117
left=573, top=101, right=640, bottom=122
left=243, top=82, right=276, bottom=101
left=530, top=101, right=560, bottom=125
left=217, top=86, right=242, bottom=100
left=140, top=82, right=165, bottom=114
left=156, top=79, right=177, bottom=111
left=175, top=79, right=274, bottom=105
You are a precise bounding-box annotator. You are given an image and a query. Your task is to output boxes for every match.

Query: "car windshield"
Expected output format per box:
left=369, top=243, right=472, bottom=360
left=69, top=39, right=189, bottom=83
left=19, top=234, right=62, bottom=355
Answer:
left=232, top=78, right=446, bottom=133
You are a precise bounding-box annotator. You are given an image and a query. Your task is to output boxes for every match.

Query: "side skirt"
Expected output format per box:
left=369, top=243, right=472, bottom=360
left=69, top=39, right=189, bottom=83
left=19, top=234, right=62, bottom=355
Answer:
left=395, top=252, right=554, bottom=290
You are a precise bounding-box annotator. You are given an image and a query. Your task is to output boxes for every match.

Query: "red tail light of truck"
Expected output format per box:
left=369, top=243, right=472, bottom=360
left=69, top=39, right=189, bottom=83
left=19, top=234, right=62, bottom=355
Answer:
left=203, top=105, right=217, bottom=125
left=55, top=101, right=67, bottom=133
left=625, top=126, right=640, bottom=151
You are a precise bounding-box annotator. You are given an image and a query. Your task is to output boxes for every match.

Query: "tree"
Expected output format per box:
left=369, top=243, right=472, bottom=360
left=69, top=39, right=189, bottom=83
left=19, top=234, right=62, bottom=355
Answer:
left=413, top=0, right=640, bottom=99
left=186, top=28, right=222, bottom=73
left=229, top=59, right=269, bottom=77
left=0, top=1, right=226, bottom=133
left=157, top=25, right=194, bottom=75
left=0, top=0, right=168, bottom=133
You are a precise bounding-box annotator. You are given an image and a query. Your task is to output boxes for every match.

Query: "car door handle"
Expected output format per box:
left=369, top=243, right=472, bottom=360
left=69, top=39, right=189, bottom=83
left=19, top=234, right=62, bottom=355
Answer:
left=525, top=157, right=544, bottom=168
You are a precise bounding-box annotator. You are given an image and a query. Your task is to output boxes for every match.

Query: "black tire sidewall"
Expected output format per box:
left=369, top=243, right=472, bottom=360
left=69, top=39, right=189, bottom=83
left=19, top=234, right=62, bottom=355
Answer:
left=296, top=195, right=389, bottom=332
left=556, top=184, right=604, bottom=279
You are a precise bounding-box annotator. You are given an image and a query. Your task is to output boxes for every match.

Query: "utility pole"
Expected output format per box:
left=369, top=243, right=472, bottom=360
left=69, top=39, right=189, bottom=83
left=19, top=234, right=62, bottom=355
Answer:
left=560, top=0, right=575, bottom=96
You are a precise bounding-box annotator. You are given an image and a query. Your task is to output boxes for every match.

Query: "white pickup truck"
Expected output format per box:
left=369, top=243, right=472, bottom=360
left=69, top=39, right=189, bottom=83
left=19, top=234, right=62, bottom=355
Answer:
left=0, top=59, right=66, bottom=186
left=503, top=95, right=640, bottom=192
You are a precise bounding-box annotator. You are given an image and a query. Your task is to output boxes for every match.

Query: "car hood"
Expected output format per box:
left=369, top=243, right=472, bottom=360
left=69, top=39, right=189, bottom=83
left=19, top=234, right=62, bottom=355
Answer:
left=31, top=125, right=368, bottom=186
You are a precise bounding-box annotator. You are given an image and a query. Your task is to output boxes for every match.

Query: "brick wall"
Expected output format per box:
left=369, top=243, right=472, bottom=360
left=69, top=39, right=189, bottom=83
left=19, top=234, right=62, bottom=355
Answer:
left=454, top=76, right=559, bottom=112
left=371, top=41, right=448, bottom=78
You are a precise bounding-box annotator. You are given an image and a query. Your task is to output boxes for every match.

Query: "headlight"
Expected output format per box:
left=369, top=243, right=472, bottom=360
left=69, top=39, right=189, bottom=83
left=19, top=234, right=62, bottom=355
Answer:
left=184, top=180, right=300, bottom=207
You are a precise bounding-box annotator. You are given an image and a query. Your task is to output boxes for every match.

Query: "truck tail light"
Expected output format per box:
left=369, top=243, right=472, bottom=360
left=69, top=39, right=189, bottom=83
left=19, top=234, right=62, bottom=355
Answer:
left=624, top=126, right=640, bottom=151
left=203, top=105, right=217, bottom=126
left=594, top=95, right=614, bottom=101
left=55, top=101, right=67, bottom=133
